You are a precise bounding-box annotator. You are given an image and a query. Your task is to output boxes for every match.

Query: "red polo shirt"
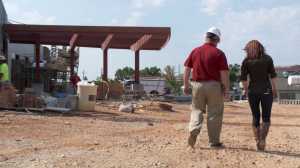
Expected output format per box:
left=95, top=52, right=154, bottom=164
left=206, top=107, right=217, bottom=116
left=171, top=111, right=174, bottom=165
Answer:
left=184, top=43, right=229, bottom=82
left=70, top=75, right=81, bottom=87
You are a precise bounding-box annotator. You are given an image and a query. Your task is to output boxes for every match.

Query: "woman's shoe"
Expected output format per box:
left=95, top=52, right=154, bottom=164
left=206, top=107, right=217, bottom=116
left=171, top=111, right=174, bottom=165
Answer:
left=252, top=126, right=260, bottom=150
left=259, top=122, right=270, bottom=151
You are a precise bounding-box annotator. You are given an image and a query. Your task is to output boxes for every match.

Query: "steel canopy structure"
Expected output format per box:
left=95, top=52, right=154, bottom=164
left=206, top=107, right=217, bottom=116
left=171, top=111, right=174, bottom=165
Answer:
left=3, top=24, right=171, bottom=82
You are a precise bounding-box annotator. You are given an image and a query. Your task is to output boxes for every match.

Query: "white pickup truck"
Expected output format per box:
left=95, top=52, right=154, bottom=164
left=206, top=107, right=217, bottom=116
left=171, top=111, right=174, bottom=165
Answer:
left=124, top=77, right=167, bottom=95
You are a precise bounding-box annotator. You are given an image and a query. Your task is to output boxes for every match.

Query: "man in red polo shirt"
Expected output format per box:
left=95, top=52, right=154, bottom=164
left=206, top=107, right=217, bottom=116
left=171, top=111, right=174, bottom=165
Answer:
left=184, top=27, right=230, bottom=149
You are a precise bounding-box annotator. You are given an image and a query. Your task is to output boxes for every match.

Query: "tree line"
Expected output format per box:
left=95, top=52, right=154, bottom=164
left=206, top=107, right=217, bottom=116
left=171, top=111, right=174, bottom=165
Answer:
left=112, top=64, right=241, bottom=95
left=115, top=66, right=162, bottom=81
left=115, top=64, right=241, bottom=85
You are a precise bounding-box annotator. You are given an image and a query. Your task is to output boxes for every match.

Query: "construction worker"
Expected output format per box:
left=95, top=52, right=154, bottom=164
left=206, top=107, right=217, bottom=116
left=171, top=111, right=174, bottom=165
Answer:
left=0, top=55, right=10, bottom=89
left=24, top=57, right=32, bottom=88
left=241, top=40, right=277, bottom=151
left=0, top=55, right=9, bottom=82
left=70, top=73, right=81, bottom=94
left=183, top=27, right=230, bottom=149
left=12, top=55, right=24, bottom=92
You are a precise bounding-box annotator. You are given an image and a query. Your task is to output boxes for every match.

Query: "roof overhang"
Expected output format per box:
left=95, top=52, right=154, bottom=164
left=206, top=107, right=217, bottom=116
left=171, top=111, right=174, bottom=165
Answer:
left=3, top=24, right=171, bottom=51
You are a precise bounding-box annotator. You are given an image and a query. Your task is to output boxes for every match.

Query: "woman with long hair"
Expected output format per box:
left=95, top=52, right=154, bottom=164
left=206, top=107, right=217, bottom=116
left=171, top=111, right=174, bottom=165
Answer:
left=240, top=40, right=277, bottom=151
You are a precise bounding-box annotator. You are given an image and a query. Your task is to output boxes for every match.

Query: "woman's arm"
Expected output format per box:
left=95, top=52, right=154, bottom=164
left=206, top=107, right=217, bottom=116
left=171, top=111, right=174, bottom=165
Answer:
left=268, top=57, right=277, bottom=98
left=240, top=59, right=249, bottom=96
left=242, top=80, right=249, bottom=96
left=271, top=77, right=277, bottom=98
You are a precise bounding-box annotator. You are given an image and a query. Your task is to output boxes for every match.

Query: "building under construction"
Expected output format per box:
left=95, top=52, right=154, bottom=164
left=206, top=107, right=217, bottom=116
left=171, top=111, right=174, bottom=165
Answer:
left=0, top=0, right=171, bottom=109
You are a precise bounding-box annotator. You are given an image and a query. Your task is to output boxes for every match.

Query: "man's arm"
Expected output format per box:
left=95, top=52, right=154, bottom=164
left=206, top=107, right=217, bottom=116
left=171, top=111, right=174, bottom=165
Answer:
left=183, top=67, right=191, bottom=95
left=220, top=70, right=230, bottom=99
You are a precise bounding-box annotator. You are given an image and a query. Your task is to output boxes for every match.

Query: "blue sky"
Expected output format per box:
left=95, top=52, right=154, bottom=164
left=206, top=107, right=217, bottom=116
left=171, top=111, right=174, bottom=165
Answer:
left=3, top=0, right=300, bottom=80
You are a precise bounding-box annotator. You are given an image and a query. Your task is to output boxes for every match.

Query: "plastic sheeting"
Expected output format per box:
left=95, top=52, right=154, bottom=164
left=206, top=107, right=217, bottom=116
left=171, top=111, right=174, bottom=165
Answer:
left=288, top=76, right=300, bottom=86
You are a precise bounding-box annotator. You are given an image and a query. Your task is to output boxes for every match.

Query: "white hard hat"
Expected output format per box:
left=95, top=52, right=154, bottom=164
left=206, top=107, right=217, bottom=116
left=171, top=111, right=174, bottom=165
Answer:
left=207, top=27, right=221, bottom=39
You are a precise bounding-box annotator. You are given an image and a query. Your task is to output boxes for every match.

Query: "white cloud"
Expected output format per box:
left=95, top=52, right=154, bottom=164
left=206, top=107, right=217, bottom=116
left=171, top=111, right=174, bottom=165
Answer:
left=218, top=5, right=300, bottom=65
left=110, top=18, right=119, bottom=25
left=200, top=0, right=225, bottom=15
left=124, top=11, right=144, bottom=26
left=3, top=0, right=56, bottom=24
left=131, top=0, right=165, bottom=9
left=122, top=0, right=166, bottom=26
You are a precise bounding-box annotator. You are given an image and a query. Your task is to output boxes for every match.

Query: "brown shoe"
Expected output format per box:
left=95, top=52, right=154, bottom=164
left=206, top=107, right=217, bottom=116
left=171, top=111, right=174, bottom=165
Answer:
left=188, top=130, right=199, bottom=148
left=209, top=142, right=224, bottom=149
left=252, top=126, right=260, bottom=150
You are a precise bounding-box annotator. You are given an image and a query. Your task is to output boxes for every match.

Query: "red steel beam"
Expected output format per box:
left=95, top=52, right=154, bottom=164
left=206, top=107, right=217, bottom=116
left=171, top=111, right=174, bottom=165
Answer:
left=4, top=24, right=171, bottom=35
left=4, top=24, right=171, bottom=50
left=103, top=49, right=108, bottom=81
left=130, top=34, right=152, bottom=52
left=70, top=49, right=75, bottom=77
left=35, top=42, right=41, bottom=82
left=69, top=34, right=79, bottom=76
left=9, top=38, right=164, bottom=50
left=101, top=34, right=114, bottom=50
left=69, top=33, right=79, bottom=50
left=8, top=33, right=168, bottom=50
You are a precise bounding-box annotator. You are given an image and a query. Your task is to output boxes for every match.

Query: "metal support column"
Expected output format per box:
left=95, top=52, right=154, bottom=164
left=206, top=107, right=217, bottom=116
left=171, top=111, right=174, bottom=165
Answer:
left=134, top=50, right=140, bottom=83
left=70, top=49, right=75, bottom=76
left=103, top=49, right=108, bottom=81
left=35, top=42, right=41, bottom=82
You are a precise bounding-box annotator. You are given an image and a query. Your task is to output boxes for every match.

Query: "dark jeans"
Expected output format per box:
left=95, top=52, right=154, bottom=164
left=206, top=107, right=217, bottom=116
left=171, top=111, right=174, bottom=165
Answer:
left=248, top=92, right=273, bottom=128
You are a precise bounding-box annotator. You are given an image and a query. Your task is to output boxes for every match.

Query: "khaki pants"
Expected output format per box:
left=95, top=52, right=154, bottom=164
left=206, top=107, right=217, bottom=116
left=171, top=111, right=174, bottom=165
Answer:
left=189, top=81, right=224, bottom=144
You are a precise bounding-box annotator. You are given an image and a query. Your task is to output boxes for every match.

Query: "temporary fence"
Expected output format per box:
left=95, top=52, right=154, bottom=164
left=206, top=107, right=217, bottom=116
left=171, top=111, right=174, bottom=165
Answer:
left=279, top=99, right=300, bottom=105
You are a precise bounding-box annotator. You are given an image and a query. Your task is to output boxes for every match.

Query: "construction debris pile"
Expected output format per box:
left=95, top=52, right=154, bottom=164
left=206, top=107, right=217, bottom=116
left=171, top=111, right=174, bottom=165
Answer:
left=97, top=81, right=124, bottom=100
left=45, top=46, right=79, bottom=72
left=0, top=84, right=17, bottom=108
left=17, top=88, right=45, bottom=108
left=0, top=83, right=79, bottom=112
left=0, top=45, right=84, bottom=112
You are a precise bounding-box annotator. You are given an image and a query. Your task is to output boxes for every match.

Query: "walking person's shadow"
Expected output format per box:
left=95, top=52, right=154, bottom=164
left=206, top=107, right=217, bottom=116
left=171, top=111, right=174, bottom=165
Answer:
left=200, top=146, right=300, bottom=158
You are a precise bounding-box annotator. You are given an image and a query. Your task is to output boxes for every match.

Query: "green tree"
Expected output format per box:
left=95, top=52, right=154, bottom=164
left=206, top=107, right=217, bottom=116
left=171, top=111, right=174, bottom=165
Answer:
left=229, top=64, right=241, bottom=89
left=115, top=67, right=134, bottom=81
left=163, top=65, right=183, bottom=95
left=164, top=65, right=176, bottom=81
left=140, top=66, right=161, bottom=77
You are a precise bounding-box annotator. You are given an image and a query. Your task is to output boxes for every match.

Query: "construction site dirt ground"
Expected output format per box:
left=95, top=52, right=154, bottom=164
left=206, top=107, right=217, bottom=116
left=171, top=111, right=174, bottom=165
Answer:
left=0, top=101, right=299, bottom=168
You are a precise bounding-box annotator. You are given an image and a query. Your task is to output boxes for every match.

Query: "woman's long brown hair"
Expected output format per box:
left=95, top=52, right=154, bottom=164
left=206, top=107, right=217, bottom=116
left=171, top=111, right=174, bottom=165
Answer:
left=244, top=40, right=266, bottom=59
